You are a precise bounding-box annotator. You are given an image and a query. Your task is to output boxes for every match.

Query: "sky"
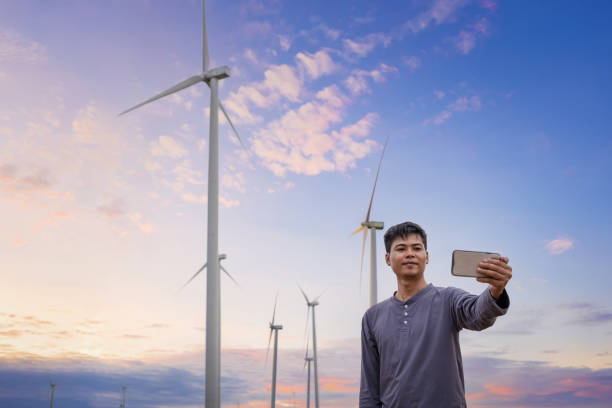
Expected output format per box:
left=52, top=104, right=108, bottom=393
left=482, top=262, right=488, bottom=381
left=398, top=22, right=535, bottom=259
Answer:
left=1, top=0, right=612, bottom=406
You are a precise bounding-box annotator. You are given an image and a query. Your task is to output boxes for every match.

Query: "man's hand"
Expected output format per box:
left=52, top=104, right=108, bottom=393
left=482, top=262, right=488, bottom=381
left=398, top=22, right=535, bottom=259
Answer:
left=477, top=256, right=512, bottom=300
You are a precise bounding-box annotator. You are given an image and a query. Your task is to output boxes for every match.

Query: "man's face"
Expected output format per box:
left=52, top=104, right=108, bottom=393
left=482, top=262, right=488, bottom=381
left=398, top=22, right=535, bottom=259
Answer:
left=385, top=233, right=429, bottom=280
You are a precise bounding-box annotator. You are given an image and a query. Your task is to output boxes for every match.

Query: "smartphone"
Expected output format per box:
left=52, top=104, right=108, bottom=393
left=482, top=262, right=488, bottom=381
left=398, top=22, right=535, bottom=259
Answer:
left=451, top=250, right=500, bottom=278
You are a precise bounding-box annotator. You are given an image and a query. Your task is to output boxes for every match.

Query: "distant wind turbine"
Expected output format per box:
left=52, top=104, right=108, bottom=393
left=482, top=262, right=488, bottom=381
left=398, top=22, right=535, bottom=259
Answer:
left=119, top=385, right=127, bottom=408
left=48, top=378, right=56, bottom=408
left=303, top=336, right=314, bottom=408
left=266, top=293, right=283, bottom=408
left=298, top=285, right=322, bottom=408
left=119, top=1, right=246, bottom=406
left=179, top=253, right=238, bottom=291
left=351, top=137, right=389, bottom=307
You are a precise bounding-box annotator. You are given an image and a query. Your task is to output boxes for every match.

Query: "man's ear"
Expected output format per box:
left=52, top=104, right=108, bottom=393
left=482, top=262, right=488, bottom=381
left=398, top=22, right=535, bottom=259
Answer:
left=385, top=252, right=390, bottom=266
left=426, top=251, right=429, bottom=264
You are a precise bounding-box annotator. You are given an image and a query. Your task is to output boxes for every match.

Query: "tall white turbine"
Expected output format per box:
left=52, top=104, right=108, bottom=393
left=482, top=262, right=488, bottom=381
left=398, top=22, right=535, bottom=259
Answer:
left=119, top=2, right=245, bottom=406
left=351, top=137, right=389, bottom=307
left=266, top=293, right=283, bottom=408
left=48, top=378, right=56, bottom=408
left=298, top=286, right=321, bottom=408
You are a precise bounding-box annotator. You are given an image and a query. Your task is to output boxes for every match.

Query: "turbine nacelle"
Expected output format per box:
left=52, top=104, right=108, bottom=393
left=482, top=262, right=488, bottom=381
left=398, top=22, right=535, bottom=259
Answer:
left=361, top=221, right=384, bottom=230
left=203, top=66, right=230, bottom=82
left=269, top=324, right=283, bottom=330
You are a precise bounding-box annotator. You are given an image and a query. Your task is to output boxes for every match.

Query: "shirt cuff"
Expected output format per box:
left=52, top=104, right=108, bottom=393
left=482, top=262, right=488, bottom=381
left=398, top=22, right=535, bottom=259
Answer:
left=490, top=288, right=510, bottom=309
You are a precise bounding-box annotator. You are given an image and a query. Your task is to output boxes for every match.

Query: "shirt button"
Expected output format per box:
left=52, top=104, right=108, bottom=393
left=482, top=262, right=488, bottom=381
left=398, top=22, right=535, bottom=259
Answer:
left=404, top=305, right=408, bottom=309
left=403, top=320, right=407, bottom=324
left=404, top=312, right=408, bottom=316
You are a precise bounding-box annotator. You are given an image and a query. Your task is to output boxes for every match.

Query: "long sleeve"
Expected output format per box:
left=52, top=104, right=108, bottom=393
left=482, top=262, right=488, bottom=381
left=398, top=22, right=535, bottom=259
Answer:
left=449, top=287, right=509, bottom=331
left=359, top=312, right=382, bottom=408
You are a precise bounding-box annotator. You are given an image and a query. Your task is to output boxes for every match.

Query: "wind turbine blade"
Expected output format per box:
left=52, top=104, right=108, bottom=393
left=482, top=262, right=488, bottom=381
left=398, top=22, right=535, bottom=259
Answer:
left=364, top=136, right=389, bottom=222
left=265, top=328, right=273, bottom=366
left=303, top=307, right=310, bottom=343
left=220, top=264, right=239, bottom=287
left=119, top=75, right=203, bottom=116
left=350, top=225, right=365, bottom=237
left=179, top=262, right=207, bottom=291
left=219, top=101, right=249, bottom=155
left=297, top=284, right=310, bottom=304
left=202, top=0, right=210, bottom=71
left=359, top=229, right=367, bottom=291
left=313, top=290, right=326, bottom=303
left=271, top=292, right=278, bottom=326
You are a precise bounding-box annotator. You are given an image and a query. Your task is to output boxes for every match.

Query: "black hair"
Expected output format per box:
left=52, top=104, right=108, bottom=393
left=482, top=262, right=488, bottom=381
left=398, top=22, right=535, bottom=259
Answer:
left=384, top=221, right=427, bottom=253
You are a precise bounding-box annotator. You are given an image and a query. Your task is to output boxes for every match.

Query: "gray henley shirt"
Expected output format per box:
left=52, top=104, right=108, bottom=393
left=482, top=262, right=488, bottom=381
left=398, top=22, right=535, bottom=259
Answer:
left=359, top=284, right=510, bottom=408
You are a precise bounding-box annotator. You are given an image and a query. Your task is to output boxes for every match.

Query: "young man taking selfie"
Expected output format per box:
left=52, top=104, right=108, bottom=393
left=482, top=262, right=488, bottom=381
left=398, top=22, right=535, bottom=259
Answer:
left=359, top=221, right=512, bottom=407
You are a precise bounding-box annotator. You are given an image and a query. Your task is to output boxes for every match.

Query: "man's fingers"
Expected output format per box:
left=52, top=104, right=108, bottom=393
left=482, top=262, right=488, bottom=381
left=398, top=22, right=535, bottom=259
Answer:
left=477, top=268, right=504, bottom=280
left=481, top=259, right=512, bottom=274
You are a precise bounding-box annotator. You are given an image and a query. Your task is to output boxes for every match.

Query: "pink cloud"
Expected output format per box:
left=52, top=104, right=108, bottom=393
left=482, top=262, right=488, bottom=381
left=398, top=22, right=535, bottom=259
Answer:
left=455, top=30, right=477, bottom=54
left=343, top=33, right=391, bottom=58
left=252, top=85, right=378, bottom=177
left=344, top=63, right=398, bottom=95
left=403, top=0, right=470, bottom=34
left=545, top=237, right=574, bottom=255
left=296, top=50, right=338, bottom=79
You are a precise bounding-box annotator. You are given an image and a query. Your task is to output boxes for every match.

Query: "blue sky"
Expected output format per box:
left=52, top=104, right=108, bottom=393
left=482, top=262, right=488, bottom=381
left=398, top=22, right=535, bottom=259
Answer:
left=1, top=0, right=612, bottom=407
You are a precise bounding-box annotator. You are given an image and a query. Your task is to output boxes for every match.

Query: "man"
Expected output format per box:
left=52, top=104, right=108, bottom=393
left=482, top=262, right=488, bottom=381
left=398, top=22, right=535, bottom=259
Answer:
left=359, top=221, right=512, bottom=407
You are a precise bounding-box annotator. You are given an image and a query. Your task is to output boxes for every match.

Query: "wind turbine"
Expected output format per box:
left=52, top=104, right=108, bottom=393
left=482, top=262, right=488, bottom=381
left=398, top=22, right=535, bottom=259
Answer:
left=119, top=1, right=245, bottom=406
left=48, top=378, right=56, bottom=408
left=298, top=286, right=321, bottom=408
left=179, top=253, right=238, bottom=291
left=119, top=386, right=127, bottom=408
left=303, top=337, right=314, bottom=408
left=351, top=137, right=389, bottom=307
left=266, top=293, right=283, bottom=408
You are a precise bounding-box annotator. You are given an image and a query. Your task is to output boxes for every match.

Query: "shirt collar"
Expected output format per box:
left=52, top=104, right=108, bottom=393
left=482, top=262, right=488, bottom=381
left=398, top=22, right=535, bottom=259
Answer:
left=391, top=283, right=433, bottom=306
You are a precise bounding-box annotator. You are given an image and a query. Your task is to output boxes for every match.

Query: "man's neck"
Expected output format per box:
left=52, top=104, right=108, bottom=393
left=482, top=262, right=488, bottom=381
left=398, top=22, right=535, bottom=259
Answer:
left=395, top=277, right=428, bottom=302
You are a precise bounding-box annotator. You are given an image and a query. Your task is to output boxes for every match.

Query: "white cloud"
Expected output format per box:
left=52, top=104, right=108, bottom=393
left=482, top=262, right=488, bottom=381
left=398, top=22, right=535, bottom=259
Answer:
left=403, top=0, right=469, bottom=34
left=127, top=213, right=153, bottom=233
left=343, top=33, right=391, bottom=58
left=424, top=95, right=481, bottom=126
left=251, top=85, right=377, bottom=177
left=0, top=30, right=46, bottom=63
left=279, top=36, right=291, bottom=51
left=263, top=64, right=301, bottom=103
left=402, top=56, right=422, bottom=72
left=244, top=48, right=258, bottom=64
left=149, top=136, right=188, bottom=159
left=545, top=238, right=574, bottom=255
left=224, top=64, right=302, bottom=124
left=72, top=104, right=115, bottom=145
left=296, top=50, right=338, bottom=79
left=454, top=30, right=477, bottom=54
left=222, top=171, right=246, bottom=193
left=434, top=90, right=446, bottom=100
left=344, top=63, right=398, bottom=95
left=433, top=110, right=452, bottom=125
left=450, top=95, right=481, bottom=112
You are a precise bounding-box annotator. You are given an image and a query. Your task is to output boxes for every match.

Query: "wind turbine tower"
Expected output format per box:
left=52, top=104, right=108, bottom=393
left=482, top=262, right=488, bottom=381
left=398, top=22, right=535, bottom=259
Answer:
left=119, top=386, right=127, bottom=408
left=351, top=137, right=389, bottom=307
left=299, top=286, right=321, bottom=408
left=304, top=355, right=314, bottom=408
left=266, top=294, right=283, bottom=408
left=119, top=0, right=245, bottom=406
left=48, top=378, right=56, bottom=408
